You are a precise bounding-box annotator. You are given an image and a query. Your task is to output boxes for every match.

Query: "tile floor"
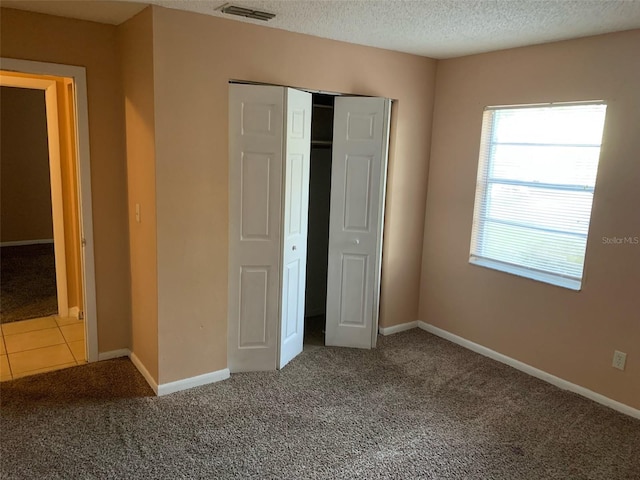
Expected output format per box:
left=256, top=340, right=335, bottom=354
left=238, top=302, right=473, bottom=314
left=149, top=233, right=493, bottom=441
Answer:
left=0, top=316, right=86, bottom=382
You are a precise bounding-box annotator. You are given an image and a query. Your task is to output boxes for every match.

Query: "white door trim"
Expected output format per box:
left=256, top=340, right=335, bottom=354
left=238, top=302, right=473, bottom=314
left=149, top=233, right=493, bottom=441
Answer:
left=1, top=57, right=98, bottom=363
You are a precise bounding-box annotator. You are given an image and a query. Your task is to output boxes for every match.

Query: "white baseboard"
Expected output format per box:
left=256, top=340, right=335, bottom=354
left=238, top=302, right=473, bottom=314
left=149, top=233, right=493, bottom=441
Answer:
left=97, top=348, right=130, bottom=361
left=379, top=321, right=418, bottom=336
left=129, top=351, right=159, bottom=395
left=0, top=239, right=54, bottom=247
left=417, top=321, right=640, bottom=420
left=98, top=349, right=156, bottom=393
left=157, top=368, right=231, bottom=396
left=96, top=349, right=230, bottom=396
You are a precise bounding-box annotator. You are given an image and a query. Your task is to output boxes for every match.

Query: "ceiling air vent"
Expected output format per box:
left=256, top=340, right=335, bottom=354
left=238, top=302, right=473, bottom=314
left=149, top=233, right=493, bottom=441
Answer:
left=220, top=4, right=276, bottom=21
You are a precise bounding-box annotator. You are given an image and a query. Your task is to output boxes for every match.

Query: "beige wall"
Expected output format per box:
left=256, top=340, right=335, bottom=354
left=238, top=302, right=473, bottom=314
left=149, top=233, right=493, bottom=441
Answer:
left=0, top=86, right=53, bottom=242
left=1, top=8, right=131, bottom=352
left=420, top=30, right=640, bottom=409
left=118, top=8, right=159, bottom=381
left=151, top=7, right=436, bottom=383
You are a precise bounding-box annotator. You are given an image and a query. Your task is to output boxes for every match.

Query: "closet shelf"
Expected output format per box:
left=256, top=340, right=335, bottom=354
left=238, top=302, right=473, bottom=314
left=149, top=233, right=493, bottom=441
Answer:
left=312, top=140, right=333, bottom=147
left=312, top=104, right=334, bottom=110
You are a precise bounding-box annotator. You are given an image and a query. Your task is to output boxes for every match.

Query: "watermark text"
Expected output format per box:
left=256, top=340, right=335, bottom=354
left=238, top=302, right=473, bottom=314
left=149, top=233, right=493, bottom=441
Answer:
left=602, top=236, right=639, bottom=245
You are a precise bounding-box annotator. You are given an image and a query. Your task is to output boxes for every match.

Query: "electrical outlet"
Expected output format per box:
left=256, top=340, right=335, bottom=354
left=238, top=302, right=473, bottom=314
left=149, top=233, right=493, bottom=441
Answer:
left=612, top=350, right=627, bottom=371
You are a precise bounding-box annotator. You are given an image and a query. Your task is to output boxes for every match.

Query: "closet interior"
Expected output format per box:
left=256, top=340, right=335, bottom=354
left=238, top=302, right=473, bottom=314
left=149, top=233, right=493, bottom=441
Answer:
left=303, top=93, right=335, bottom=346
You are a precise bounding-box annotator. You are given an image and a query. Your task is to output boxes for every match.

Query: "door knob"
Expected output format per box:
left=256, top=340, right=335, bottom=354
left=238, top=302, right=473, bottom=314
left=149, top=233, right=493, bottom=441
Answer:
left=353, top=239, right=360, bottom=245
left=292, top=245, right=297, bottom=251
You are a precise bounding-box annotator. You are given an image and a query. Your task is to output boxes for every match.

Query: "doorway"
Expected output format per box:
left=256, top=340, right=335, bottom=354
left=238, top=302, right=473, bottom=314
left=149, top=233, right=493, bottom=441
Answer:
left=0, top=58, right=98, bottom=380
left=0, top=86, right=60, bottom=323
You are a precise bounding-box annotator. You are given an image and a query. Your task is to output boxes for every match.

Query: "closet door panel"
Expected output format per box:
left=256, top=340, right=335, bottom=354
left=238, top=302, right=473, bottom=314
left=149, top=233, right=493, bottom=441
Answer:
left=279, top=88, right=312, bottom=369
left=325, top=97, right=391, bottom=349
left=228, top=84, right=284, bottom=372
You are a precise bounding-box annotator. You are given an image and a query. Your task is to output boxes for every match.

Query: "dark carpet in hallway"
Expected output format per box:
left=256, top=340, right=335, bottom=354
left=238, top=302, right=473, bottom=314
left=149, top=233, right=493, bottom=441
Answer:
left=0, top=244, right=57, bottom=323
left=1, top=330, right=638, bottom=479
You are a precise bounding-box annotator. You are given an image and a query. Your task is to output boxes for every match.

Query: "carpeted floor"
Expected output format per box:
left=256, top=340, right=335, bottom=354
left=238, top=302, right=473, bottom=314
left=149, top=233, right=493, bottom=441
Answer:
left=0, top=244, right=57, bottom=323
left=1, top=329, right=638, bottom=479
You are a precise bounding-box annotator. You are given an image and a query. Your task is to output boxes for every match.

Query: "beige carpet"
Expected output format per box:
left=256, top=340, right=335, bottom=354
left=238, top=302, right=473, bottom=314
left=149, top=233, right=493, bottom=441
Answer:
left=1, top=329, right=638, bottom=479
left=0, top=244, right=57, bottom=323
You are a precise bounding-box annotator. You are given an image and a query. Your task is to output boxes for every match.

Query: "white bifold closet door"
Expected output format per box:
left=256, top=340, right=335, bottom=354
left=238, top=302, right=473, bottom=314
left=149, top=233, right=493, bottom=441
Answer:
left=228, top=84, right=311, bottom=372
left=325, top=96, right=392, bottom=349
left=229, top=84, right=391, bottom=373
left=279, top=88, right=312, bottom=368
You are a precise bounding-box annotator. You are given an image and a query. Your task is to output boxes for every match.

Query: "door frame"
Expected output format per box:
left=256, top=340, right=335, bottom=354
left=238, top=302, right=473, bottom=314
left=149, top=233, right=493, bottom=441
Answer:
left=1, top=57, right=98, bottom=363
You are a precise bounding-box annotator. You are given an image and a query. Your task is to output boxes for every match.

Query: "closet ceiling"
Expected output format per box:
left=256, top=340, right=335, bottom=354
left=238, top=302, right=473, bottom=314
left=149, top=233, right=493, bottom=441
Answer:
left=3, top=0, right=640, bottom=58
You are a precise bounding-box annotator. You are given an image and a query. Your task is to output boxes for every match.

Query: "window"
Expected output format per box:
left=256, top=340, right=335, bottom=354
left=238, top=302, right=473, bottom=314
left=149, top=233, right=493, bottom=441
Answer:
left=470, top=102, right=607, bottom=290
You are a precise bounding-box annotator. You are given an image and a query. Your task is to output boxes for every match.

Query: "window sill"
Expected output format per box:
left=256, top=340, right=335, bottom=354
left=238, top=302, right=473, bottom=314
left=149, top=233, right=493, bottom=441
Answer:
left=469, top=256, right=582, bottom=291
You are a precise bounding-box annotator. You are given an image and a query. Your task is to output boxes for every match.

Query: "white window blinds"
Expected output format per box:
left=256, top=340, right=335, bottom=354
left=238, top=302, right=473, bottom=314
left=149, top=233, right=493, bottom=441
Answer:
left=470, top=103, right=607, bottom=290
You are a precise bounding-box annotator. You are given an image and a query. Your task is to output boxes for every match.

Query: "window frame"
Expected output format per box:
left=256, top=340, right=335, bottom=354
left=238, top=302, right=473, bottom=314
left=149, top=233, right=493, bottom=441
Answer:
left=469, top=101, right=607, bottom=291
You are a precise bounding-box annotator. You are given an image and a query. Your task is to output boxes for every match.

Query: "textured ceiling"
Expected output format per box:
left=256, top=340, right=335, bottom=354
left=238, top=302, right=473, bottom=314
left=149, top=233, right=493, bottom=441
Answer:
left=3, top=0, right=640, bottom=58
